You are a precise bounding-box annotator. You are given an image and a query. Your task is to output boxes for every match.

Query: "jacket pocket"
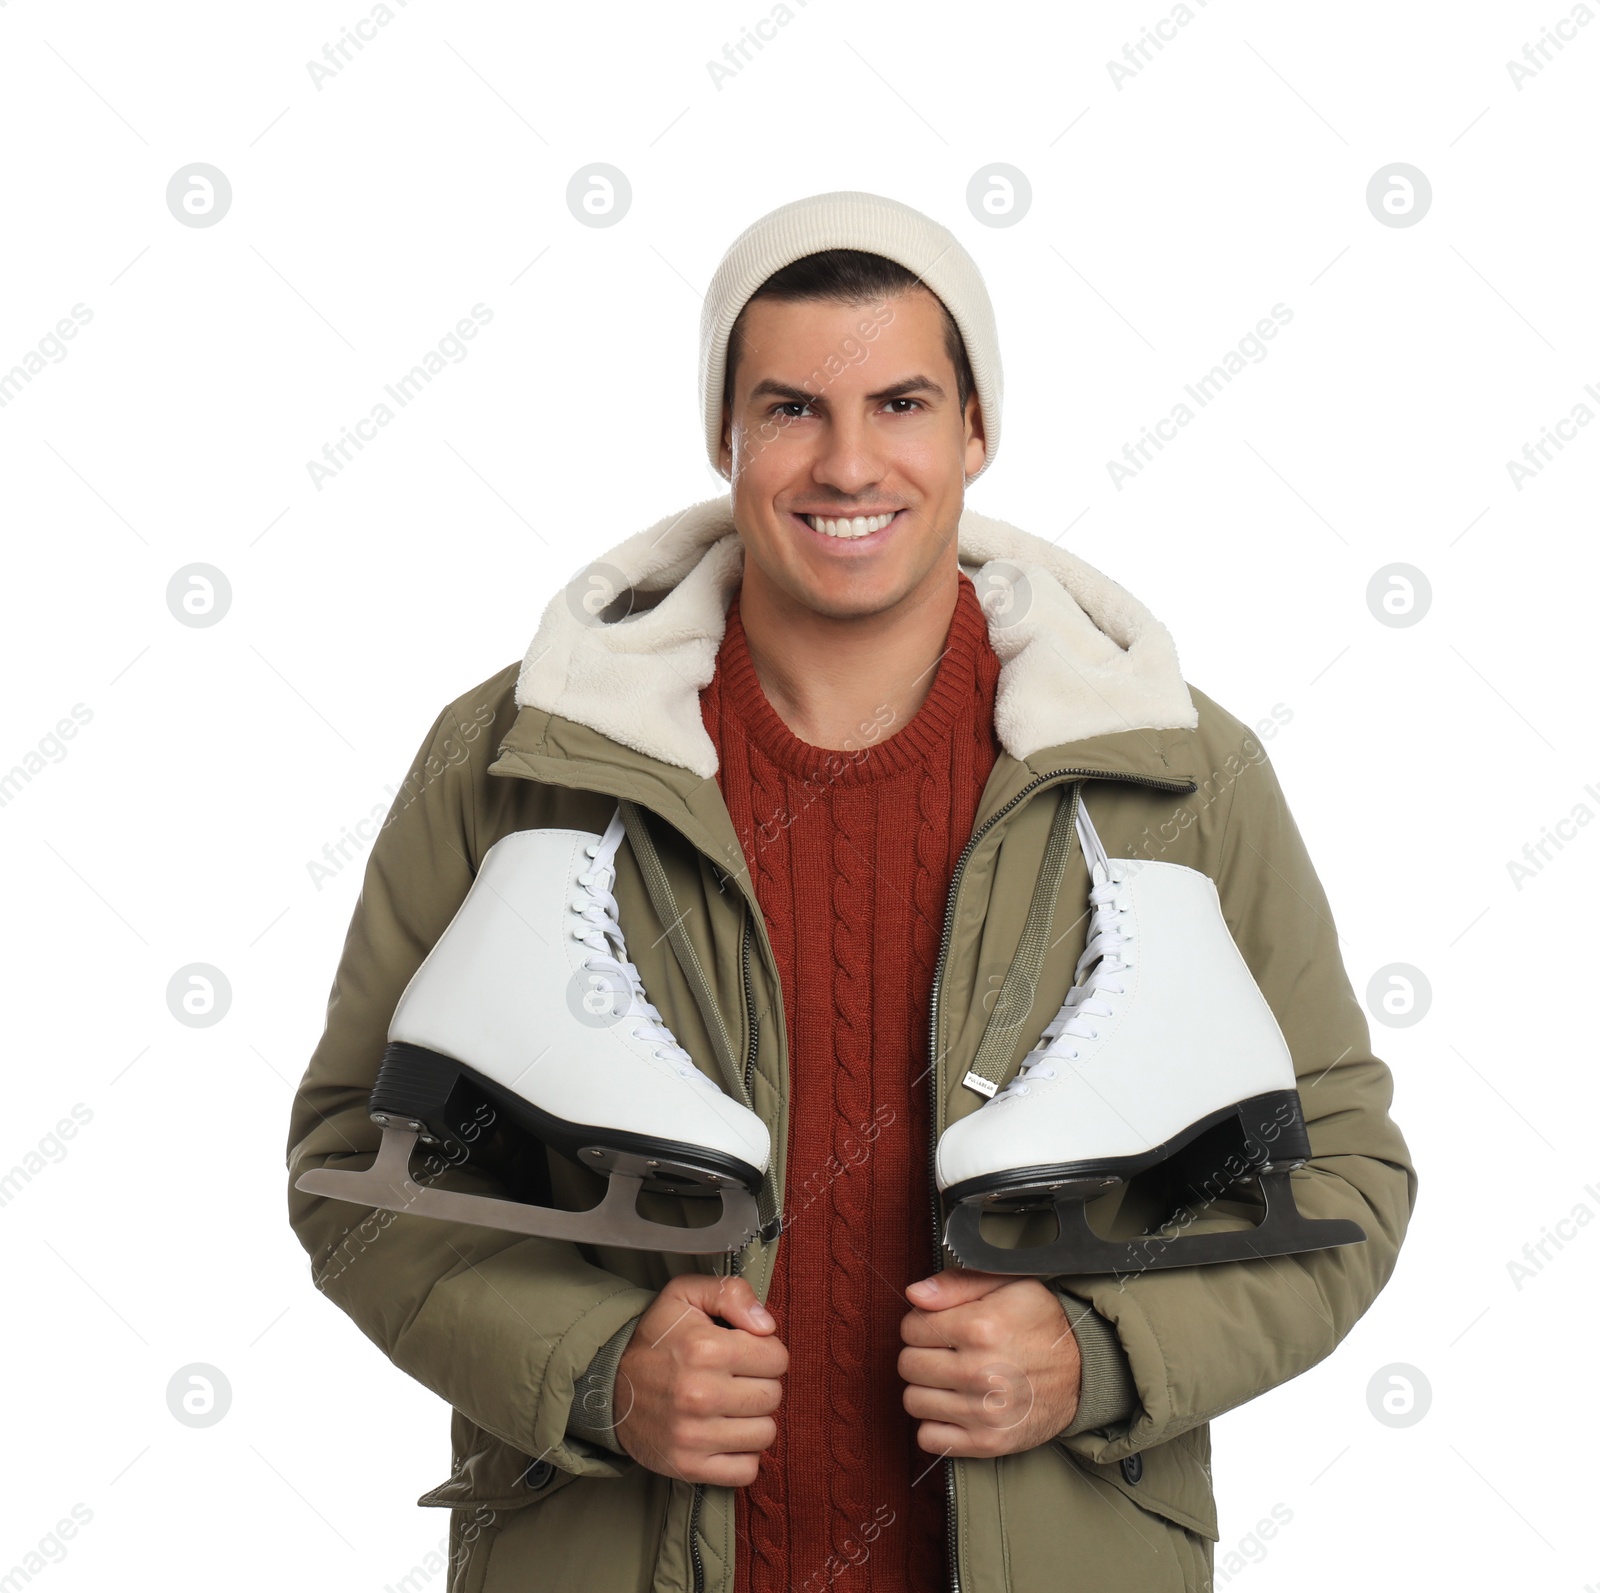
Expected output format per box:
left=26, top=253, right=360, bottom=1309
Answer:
left=452, top=1467, right=673, bottom=1593
left=1059, top=1424, right=1218, bottom=1542
left=445, top=1502, right=505, bottom=1593
left=419, top=1418, right=580, bottom=1513
left=995, top=1433, right=1217, bottom=1593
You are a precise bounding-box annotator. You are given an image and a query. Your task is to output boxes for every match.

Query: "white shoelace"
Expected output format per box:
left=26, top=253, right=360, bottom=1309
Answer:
left=997, top=791, right=1135, bottom=1099
left=572, top=808, right=717, bottom=1089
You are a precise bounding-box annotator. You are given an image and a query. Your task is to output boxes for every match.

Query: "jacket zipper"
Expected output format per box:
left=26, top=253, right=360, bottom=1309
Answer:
left=690, top=1479, right=706, bottom=1593
left=925, top=766, right=1196, bottom=1593
left=741, top=904, right=759, bottom=1103
left=691, top=902, right=762, bottom=1593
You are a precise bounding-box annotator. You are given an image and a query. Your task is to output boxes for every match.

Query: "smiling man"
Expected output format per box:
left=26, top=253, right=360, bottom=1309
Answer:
left=288, top=191, right=1414, bottom=1593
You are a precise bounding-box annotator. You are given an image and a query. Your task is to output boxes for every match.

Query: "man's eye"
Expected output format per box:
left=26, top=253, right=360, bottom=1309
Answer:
left=885, top=398, right=922, bottom=413
left=773, top=401, right=811, bottom=418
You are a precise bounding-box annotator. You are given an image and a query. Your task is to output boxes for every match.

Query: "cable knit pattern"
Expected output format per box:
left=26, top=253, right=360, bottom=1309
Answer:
left=825, top=793, right=875, bottom=1548
left=701, top=572, right=1002, bottom=1593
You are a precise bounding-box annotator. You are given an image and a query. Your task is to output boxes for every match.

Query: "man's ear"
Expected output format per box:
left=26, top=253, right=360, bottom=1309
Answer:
left=963, top=391, right=987, bottom=480
left=718, top=403, right=734, bottom=479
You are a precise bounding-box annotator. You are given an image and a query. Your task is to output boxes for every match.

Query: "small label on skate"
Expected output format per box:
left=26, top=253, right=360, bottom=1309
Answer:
left=962, top=1071, right=999, bottom=1098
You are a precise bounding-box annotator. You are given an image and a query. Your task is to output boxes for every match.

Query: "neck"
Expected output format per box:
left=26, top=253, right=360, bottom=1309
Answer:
left=733, top=548, right=962, bottom=751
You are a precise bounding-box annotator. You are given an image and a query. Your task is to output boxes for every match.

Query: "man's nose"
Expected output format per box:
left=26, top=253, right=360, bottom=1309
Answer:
left=809, top=408, right=886, bottom=497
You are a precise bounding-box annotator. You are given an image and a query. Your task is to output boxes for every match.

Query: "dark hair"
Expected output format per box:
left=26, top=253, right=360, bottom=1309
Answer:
left=723, top=248, right=975, bottom=415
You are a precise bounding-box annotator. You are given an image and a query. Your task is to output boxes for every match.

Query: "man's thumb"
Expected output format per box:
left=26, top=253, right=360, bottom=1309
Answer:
left=667, top=1272, right=777, bottom=1333
left=906, top=1266, right=1009, bottom=1310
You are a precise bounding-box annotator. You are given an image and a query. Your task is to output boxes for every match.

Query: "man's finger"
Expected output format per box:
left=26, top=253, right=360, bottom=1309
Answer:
left=663, top=1272, right=778, bottom=1335
left=680, top=1414, right=780, bottom=1455
left=897, top=1345, right=962, bottom=1391
left=720, top=1329, right=789, bottom=1379
left=903, top=1384, right=985, bottom=1426
left=912, top=1419, right=978, bottom=1457
left=899, top=1308, right=961, bottom=1351
left=900, top=1294, right=1018, bottom=1350
left=905, top=1267, right=1014, bottom=1311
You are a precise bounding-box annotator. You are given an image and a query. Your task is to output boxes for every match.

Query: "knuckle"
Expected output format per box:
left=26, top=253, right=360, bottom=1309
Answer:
left=680, top=1333, right=722, bottom=1372
left=664, top=1273, right=701, bottom=1304
left=967, top=1317, right=1002, bottom=1352
left=678, top=1378, right=715, bottom=1419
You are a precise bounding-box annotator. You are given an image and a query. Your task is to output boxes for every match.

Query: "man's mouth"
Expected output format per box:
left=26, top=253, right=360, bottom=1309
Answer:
left=795, top=510, right=901, bottom=540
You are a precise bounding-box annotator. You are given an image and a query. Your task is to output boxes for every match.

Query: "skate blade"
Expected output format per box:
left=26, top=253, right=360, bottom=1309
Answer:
left=296, top=1128, right=763, bottom=1255
left=944, top=1170, right=1366, bottom=1276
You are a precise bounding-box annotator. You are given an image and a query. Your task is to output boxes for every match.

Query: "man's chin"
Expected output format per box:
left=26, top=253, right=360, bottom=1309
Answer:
left=734, top=507, right=957, bottom=621
left=779, top=563, right=933, bottom=624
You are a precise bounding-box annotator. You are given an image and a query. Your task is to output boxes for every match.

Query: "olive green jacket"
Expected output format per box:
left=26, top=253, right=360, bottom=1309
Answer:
left=286, top=496, right=1416, bottom=1592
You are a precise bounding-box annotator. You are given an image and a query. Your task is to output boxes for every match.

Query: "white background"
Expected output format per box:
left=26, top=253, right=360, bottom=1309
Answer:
left=1, top=0, right=1595, bottom=1587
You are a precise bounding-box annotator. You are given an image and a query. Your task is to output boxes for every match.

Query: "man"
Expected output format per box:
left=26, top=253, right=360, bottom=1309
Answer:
left=288, top=191, right=1415, bottom=1592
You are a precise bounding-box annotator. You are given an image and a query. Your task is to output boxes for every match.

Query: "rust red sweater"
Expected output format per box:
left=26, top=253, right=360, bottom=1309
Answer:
left=699, top=571, right=1002, bottom=1593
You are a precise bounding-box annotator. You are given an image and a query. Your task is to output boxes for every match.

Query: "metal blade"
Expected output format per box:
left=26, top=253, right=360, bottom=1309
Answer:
left=296, top=1128, right=763, bottom=1255
left=945, top=1170, right=1366, bottom=1276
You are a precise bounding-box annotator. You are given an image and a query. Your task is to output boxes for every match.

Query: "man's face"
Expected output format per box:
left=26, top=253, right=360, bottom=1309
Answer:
left=719, top=287, right=986, bottom=621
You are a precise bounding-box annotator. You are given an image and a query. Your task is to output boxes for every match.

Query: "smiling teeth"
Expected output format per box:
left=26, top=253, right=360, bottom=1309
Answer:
left=803, top=511, right=897, bottom=538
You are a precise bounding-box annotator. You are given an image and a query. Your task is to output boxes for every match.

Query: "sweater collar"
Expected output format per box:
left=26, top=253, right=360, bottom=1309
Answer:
left=704, top=570, right=998, bottom=784
left=507, top=494, right=1197, bottom=785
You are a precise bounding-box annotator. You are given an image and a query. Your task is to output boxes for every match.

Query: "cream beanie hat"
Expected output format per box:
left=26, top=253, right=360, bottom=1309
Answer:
left=698, top=190, right=1002, bottom=481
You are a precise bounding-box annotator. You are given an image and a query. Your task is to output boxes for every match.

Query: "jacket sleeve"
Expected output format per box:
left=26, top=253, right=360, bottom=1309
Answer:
left=565, top=1316, right=643, bottom=1456
left=285, top=699, right=656, bottom=1479
left=1054, top=1294, right=1140, bottom=1436
left=1055, top=734, right=1418, bottom=1463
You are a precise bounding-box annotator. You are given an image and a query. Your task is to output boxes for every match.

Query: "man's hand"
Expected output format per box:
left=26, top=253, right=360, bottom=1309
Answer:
left=899, top=1269, right=1082, bottom=1457
left=613, top=1273, right=787, bottom=1485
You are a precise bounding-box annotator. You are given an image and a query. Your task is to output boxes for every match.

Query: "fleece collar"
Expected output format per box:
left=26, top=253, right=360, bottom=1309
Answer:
left=514, top=495, right=1197, bottom=781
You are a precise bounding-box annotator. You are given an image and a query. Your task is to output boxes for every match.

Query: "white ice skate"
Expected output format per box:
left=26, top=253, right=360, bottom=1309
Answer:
left=296, top=805, right=770, bottom=1253
left=939, top=788, right=1365, bottom=1274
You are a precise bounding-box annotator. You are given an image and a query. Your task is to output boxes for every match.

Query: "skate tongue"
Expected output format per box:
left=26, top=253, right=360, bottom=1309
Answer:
left=1075, top=789, right=1112, bottom=876
left=1000, top=880, right=1130, bottom=1096
left=576, top=815, right=713, bottom=1084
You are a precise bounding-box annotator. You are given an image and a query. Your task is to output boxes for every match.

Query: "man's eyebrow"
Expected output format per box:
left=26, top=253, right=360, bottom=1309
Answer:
left=744, top=374, right=947, bottom=405
left=747, top=379, right=821, bottom=405
left=869, top=375, right=945, bottom=402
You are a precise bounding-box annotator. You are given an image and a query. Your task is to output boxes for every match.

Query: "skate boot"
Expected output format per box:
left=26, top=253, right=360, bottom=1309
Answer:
left=939, top=787, right=1365, bottom=1274
left=296, top=804, right=770, bottom=1253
